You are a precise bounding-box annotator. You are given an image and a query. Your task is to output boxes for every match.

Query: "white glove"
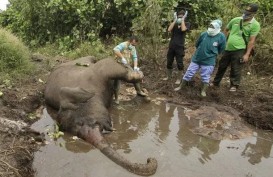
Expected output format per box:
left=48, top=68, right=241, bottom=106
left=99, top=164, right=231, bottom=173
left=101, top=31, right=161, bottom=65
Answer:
left=173, top=12, right=177, bottom=21
left=121, top=57, right=127, bottom=64
left=134, top=67, right=140, bottom=71
left=182, top=11, right=188, bottom=20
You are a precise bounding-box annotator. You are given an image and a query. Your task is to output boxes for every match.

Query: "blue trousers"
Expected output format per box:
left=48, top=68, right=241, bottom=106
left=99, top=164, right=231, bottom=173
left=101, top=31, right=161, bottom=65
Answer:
left=183, top=62, right=214, bottom=83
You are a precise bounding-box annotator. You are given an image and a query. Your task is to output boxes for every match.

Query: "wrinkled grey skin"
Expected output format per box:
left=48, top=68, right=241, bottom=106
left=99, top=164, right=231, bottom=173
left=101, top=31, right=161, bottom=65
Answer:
left=44, top=56, right=157, bottom=176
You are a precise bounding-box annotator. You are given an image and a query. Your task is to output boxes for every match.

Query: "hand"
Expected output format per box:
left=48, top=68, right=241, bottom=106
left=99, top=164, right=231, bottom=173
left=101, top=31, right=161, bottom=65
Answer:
left=182, top=10, right=188, bottom=20
left=134, top=67, right=140, bottom=71
left=173, top=12, right=177, bottom=21
left=242, top=54, right=250, bottom=63
left=121, top=57, right=127, bottom=64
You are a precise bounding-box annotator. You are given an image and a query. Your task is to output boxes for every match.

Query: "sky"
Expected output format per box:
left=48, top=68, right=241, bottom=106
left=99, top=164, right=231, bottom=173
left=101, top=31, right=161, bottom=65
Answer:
left=0, top=0, right=9, bottom=11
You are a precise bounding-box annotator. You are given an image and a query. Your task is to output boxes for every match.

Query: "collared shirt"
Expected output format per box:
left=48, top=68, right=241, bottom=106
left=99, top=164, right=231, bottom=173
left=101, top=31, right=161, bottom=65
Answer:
left=225, top=17, right=260, bottom=51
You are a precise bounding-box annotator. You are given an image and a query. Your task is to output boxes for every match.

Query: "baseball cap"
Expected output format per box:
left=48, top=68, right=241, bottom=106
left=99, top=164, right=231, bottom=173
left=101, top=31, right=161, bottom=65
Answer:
left=244, top=3, right=259, bottom=14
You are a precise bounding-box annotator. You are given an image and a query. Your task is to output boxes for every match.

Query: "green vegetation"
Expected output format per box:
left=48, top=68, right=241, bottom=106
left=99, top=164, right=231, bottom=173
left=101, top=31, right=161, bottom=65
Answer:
left=0, top=28, right=33, bottom=82
left=0, top=0, right=272, bottom=76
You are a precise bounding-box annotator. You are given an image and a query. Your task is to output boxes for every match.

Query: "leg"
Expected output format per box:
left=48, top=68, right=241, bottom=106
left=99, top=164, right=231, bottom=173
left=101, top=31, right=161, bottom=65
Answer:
left=113, top=79, right=121, bottom=104
left=174, top=46, right=185, bottom=84
left=212, top=51, right=231, bottom=86
left=174, top=62, right=199, bottom=91
left=133, top=82, right=147, bottom=97
left=163, top=47, right=175, bottom=80
left=183, top=62, right=200, bottom=81
left=230, top=50, right=245, bottom=88
left=200, top=65, right=214, bottom=97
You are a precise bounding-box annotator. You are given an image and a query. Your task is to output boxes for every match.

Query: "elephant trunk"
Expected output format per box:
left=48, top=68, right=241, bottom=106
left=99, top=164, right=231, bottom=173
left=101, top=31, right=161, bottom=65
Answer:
left=80, top=125, right=157, bottom=176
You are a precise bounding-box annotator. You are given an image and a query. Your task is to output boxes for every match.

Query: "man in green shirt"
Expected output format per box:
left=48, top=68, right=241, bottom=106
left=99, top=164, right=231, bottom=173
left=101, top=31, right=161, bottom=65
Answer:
left=211, top=3, right=260, bottom=92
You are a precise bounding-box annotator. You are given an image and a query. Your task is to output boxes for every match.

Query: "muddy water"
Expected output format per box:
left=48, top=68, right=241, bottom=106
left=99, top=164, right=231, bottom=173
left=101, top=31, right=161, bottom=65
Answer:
left=32, top=98, right=273, bottom=177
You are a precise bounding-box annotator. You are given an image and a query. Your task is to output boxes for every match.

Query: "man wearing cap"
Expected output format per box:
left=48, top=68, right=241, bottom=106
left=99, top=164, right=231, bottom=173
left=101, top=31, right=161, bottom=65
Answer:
left=211, top=3, right=260, bottom=92
left=174, top=19, right=226, bottom=97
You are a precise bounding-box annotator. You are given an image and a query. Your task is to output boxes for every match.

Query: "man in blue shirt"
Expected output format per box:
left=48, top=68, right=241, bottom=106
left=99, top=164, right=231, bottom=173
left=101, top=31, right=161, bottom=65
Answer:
left=174, top=19, right=226, bottom=97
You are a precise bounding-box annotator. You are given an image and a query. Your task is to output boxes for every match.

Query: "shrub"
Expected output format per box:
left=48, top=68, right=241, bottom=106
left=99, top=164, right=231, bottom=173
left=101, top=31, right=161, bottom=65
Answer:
left=0, top=28, right=33, bottom=81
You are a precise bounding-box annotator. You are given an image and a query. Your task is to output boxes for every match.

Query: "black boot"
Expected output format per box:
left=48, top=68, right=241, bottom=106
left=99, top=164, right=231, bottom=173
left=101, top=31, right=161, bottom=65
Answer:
left=134, top=83, right=147, bottom=97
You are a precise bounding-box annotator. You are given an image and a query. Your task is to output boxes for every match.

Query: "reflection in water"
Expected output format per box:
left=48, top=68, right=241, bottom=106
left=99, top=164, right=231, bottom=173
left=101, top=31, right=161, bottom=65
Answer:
left=175, top=106, right=220, bottom=162
left=108, top=99, right=158, bottom=153
left=32, top=98, right=273, bottom=177
left=156, top=103, right=175, bottom=141
left=241, top=131, right=273, bottom=165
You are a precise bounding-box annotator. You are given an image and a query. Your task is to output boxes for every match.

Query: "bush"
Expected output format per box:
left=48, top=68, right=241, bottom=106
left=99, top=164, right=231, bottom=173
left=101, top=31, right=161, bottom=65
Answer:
left=0, top=28, right=33, bottom=81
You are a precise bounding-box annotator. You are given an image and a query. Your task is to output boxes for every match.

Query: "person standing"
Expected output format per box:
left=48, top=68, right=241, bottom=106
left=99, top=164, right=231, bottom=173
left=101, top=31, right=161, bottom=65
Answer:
left=174, top=19, right=226, bottom=97
left=211, top=3, right=260, bottom=92
left=113, top=36, right=147, bottom=104
left=163, top=9, right=190, bottom=84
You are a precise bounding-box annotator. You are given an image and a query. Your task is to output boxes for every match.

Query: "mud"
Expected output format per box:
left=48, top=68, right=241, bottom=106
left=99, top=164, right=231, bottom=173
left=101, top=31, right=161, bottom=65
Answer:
left=0, top=52, right=272, bottom=176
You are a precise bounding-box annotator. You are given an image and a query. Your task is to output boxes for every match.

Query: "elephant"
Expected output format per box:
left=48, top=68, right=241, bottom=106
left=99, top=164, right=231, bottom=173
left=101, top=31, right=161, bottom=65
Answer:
left=44, top=56, right=157, bottom=176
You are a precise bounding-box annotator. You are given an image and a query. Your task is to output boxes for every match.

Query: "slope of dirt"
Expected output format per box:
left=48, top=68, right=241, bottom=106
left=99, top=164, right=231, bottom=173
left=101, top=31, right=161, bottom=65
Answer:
left=0, top=51, right=272, bottom=176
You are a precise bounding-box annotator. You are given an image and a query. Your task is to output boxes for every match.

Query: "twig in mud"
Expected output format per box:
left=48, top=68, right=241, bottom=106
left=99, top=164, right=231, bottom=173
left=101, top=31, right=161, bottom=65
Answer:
left=0, top=159, right=22, bottom=177
left=15, top=146, right=32, bottom=158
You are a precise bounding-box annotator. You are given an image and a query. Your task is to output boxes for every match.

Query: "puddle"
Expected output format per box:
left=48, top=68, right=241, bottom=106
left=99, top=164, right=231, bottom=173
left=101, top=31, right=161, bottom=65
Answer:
left=31, top=98, right=273, bottom=177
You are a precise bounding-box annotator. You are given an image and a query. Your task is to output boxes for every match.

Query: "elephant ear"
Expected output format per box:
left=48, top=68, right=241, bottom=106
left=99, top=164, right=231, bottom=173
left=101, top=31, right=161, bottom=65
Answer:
left=59, top=87, right=95, bottom=110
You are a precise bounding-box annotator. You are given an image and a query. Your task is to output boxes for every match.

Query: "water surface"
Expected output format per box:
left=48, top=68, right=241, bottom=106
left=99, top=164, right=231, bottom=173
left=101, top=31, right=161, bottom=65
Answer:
left=32, top=98, right=273, bottom=177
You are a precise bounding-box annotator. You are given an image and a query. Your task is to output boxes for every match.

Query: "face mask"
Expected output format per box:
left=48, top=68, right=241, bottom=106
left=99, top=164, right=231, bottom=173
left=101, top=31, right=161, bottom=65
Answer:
left=176, top=18, right=182, bottom=25
left=207, top=27, right=220, bottom=36
left=242, top=13, right=252, bottom=20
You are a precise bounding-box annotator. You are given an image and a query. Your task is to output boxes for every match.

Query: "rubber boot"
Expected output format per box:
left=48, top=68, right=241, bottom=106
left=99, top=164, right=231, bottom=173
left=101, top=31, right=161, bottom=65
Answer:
left=175, top=70, right=183, bottom=85
left=113, top=80, right=120, bottom=104
left=134, top=82, right=147, bottom=97
left=162, top=69, right=172, bottom=81
left=174, top=80, right=187, bottom=91
left=201, top=83, right=209, bottom=97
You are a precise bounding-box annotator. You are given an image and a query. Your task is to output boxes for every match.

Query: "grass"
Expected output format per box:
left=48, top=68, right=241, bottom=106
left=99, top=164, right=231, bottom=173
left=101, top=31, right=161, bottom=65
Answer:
left=0, top=28, right=34, bottom=82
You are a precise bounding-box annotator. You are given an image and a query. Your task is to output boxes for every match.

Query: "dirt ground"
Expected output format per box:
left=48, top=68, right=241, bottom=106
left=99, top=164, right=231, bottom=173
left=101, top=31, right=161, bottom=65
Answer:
left=0, top=50, right=272, bottom=177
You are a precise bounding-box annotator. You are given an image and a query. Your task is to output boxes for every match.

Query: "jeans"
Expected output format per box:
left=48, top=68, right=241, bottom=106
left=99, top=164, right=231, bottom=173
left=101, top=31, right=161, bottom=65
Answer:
left=213, top=50, right=245, bottom=87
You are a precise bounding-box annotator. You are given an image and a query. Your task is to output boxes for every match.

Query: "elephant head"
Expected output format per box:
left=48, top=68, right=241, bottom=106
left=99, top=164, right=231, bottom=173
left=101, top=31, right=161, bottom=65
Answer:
left=44, top=56, right=157, bottom=176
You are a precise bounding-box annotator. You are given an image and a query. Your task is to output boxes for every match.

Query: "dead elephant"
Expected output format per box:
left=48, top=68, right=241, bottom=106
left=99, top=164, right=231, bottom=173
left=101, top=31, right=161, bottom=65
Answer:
left=44, top=56, right=157, bottom=176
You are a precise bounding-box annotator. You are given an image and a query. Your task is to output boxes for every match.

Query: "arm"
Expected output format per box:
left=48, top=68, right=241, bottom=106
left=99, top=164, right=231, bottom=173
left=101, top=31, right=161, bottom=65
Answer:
left=195, top=32, right=205, bottom=48
left=113, top=42, right=127, bottom=64
left=180, top=20, right=187, bottom=32
left=242, top=36, right=257, bottom=62
left=167, top=21, right=175, bottom=32
left=218, top=34, right=227, bottom=54
left=131, top=47, right=138, bottom=69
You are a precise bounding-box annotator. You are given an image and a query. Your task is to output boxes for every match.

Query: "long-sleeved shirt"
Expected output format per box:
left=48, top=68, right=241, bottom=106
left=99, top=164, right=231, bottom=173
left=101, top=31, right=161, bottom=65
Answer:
left=191, top=32, right=226, bottom=66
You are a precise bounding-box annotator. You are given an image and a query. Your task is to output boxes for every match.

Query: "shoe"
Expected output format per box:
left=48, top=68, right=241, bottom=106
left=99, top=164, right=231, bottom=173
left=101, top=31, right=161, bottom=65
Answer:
left=229, top=86, right=237, bottom=92
left=114, top=99, right=119, bottom=104
left=174, top=80, right=187, bottom=91
left=162, top=69, right=172, bottom=81
left=201, top=83, right=209, bottom=97
left=175, top=70, right=183, bottom=85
